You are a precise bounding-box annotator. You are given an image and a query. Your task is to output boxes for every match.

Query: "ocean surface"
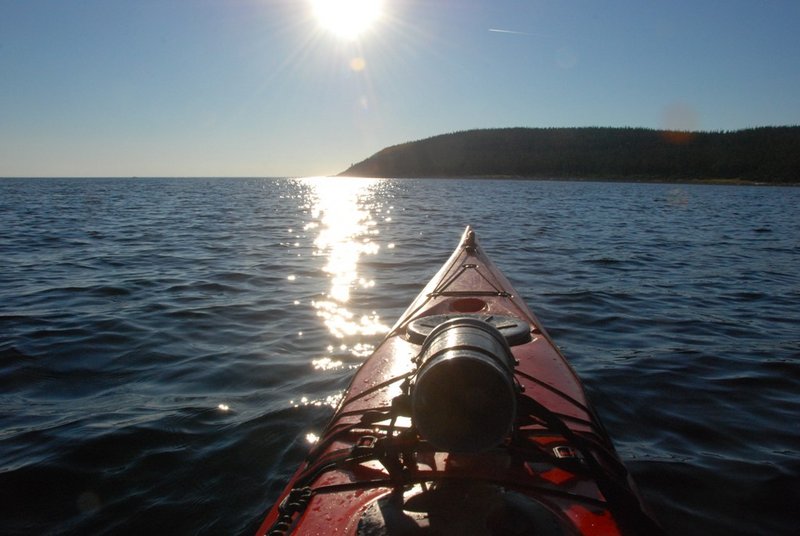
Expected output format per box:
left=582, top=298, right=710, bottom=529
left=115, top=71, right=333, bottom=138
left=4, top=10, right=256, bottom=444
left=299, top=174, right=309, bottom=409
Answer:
left=1, top=177, right=798, bottom=535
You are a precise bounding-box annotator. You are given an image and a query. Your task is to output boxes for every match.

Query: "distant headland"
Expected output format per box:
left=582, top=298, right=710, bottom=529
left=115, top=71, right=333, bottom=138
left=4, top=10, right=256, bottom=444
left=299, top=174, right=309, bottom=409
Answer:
left=339, top=127, right=800, bottom=184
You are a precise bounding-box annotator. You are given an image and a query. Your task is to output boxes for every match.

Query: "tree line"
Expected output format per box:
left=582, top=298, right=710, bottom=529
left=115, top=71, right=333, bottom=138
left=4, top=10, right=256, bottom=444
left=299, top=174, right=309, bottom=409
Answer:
left=340, top=127, right=800, bottom=183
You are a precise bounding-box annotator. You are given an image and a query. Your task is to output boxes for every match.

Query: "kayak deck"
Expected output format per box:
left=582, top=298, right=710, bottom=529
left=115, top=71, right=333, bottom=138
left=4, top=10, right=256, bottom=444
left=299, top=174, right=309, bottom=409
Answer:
left=256, top=227, right=660, bottom=536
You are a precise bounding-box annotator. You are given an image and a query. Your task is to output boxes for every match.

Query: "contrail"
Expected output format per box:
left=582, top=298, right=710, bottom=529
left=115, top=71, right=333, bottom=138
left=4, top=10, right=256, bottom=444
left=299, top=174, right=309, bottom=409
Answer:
left=488, top=28, right=534, bottom=36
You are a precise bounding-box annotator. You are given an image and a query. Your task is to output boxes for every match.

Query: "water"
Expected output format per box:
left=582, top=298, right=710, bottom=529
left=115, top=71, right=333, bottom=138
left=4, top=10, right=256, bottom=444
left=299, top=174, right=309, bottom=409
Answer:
left=1, top=177, right=798, bottom=535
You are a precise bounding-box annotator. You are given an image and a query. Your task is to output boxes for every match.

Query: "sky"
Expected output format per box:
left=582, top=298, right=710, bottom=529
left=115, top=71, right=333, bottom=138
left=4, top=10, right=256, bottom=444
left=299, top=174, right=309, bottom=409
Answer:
left=1, top=0, right=799, bottom=177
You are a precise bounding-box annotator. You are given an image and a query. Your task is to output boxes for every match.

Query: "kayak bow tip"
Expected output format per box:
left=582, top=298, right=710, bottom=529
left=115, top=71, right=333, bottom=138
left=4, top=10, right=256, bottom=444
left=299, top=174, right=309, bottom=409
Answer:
left=463, top=225, right=477, bottom=252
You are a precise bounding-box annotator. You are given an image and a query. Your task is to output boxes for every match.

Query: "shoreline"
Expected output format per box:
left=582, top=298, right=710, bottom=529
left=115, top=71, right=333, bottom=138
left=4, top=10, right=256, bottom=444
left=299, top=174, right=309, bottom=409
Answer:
left=337, top=174, right=800, bottom=186
left=340, top=127, right=800, bottom=185
left=3, top=176, right=798, bottom=187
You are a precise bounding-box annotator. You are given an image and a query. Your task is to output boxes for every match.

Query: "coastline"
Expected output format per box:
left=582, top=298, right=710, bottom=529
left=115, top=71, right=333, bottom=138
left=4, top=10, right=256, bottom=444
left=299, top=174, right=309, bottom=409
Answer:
left=340, top=127, right=800, bottom=185
left=336, top=174, right=800, bottom=187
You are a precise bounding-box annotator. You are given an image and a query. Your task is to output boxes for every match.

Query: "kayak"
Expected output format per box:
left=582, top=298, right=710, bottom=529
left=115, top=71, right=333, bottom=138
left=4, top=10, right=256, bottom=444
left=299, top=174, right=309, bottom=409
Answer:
left=255, top=227, right=662, bottom=536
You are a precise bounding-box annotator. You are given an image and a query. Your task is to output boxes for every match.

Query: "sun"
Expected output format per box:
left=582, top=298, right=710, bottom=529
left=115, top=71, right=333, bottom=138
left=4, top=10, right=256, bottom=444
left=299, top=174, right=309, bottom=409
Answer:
left=310, top=0, right=383, bottom=40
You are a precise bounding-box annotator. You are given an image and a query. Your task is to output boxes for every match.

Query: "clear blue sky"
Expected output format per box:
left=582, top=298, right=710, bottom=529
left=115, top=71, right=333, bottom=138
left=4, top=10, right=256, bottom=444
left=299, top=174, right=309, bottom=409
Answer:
left=2, top=0, right=799, bottom=177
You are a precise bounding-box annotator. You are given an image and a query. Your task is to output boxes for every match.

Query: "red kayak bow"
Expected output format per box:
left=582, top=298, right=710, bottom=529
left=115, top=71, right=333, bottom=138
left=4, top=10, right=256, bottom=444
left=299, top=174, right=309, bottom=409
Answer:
left=255, top=226, right=662, bottom=536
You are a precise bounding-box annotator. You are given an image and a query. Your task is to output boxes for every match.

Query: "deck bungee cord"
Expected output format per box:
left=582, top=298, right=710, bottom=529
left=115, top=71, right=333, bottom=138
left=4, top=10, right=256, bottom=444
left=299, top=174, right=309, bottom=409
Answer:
left=265, top=384, right=663, bottom=535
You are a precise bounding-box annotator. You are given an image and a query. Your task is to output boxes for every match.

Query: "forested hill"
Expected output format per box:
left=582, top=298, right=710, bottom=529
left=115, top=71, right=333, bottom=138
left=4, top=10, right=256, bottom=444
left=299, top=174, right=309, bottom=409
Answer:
left=339, top=127, right=800, bottom=183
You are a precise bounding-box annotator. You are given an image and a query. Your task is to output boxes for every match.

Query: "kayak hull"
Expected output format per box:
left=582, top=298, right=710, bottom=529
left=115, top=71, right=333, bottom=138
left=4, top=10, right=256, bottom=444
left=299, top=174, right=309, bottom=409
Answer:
left=256, top=227, right=659, bottom=536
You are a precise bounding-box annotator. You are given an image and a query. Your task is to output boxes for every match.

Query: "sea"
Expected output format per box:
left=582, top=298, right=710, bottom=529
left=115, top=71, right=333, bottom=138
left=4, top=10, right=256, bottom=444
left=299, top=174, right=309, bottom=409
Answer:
left=0, top=177, right=798, bottom=536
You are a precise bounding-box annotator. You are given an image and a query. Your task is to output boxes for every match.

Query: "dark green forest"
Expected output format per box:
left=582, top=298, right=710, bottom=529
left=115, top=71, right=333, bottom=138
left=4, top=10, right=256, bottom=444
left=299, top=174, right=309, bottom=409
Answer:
left=340, top=127, right=800, bottom=183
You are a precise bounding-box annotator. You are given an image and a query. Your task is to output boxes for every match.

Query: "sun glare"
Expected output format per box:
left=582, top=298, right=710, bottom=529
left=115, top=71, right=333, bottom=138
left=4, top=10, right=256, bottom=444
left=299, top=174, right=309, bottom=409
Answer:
left=311, top=0, right=383, bottom=40
left=303, top=178, right=387, bottom=339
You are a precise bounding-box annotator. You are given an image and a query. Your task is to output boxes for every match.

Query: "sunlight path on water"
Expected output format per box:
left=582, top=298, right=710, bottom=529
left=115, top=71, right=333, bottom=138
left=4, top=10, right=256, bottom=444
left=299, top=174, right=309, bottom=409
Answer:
left=304, top=177, right=388, bottom=343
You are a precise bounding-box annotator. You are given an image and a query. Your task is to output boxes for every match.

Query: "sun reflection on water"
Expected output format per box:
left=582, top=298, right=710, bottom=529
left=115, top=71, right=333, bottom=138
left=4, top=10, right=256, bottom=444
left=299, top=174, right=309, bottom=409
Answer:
left=303, top=177, right=388, bottom=340
left=289, top=393, right=344, bottom=410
